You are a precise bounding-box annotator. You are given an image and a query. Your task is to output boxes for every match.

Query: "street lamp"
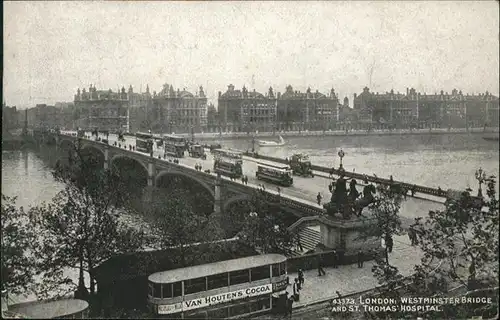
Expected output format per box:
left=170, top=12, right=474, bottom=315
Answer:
left=338, top=149, right=345, bottom=170
left=475, top=168, right=487, bottom=198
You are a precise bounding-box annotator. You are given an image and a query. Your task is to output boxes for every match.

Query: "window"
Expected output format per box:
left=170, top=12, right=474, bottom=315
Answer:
left=162, top=283, right=172, bottom=298
left=153, top=283, right=162, bottom=298
left=229, top=302, right=250, bottom=317
left=185, top=277, right=207, bottom=294
left=207, top=307, right=228, bottom=319
left=250, top=297, right=271, bottom=312
left=185, top=311, right=206, bottom=319
left=173, top=281, right=182, bottom=297
left=280, top=262, right=287, bottom=275
left=251, top=266, right=270, bottom=282
left=230, top=269, right=249, bottom=286
left=207, top=273, right=228, bottom=290
left=272, top=263, right=286, bottom=277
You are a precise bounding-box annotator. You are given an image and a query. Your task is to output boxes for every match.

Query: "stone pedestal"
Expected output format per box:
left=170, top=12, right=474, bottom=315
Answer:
left=317, top=215, right=381, bottom=255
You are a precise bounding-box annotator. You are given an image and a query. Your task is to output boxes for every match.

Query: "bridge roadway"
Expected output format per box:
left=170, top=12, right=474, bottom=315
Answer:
left=62, top=131, right=444, bottom=221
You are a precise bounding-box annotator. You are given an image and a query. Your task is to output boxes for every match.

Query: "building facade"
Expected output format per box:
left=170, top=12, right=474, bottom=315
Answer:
left=205, top=103, right=220, bottom=133
left=2, top=103, right=19, bottom=133
left=128, top=85, right=153, bottom=133
left=218, top=85, right=277, bottom=133
left=276, top=86, right=339, bottom=131
left=353, top=87, right=499, bottom=129
left=74, top=85, right=130, bottom=132
left=150, top=84, right=208, bottom=134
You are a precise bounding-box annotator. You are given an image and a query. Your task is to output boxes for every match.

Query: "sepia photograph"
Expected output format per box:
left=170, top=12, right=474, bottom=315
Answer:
left=2, top=1, right=499, bottom=319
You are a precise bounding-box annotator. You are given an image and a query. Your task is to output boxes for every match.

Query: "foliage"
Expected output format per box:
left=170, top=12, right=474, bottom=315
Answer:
left=363, top=172, right=499, bottom=320
left=148, top=190, right=225, bottom=267
left=360, top=184, right=404, bottom=264
left=238, top=191, right=299, bottom=255
left=30, top=141, right=147, bottom=299
left=412, top=174, right=499, bottom=292
left=1, top=195, right=36, bottom=295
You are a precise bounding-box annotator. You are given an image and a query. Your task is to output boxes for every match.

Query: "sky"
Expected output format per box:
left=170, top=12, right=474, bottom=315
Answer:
left=3, top=1, right=499, bottom=109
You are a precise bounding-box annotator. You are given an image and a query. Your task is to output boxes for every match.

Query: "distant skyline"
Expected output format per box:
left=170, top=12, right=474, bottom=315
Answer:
left=3, top=1, right=499, bottom=109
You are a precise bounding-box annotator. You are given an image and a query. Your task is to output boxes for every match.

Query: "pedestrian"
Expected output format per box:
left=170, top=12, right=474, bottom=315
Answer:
left=262, top=184, right=266, bottom=191
left=357, top=249, right=364, bottom=268
left=277, top=186, right=281, bottom=194
left=283, top=292, right=290, bottom=316
left=317, top=254, right=326, bottom=276
left=287, top=296, right=294, bottom=318
left=297, top=236, right=304, bottom=252
left=385, top=235, right=393, bottom=253
left=332, top=249, right=338, bottom=268
left=298, top=269, right=304, bottom=286
left=293, top=278, right=300, bottom=301
left=317, top=192, right=322, bottom=205
left=245, top=176, right=248, bottom=185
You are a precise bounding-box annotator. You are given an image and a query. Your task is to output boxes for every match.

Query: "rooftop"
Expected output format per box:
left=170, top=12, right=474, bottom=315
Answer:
left=7, top=299, right=88, bottom=319
left=149, top=254, right=286, bottom=283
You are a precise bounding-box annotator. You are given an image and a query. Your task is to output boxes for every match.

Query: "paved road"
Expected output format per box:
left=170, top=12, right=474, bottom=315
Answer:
left=251, top=234, right=423, bottom=320
left=62, top=131, right=444, bottom=219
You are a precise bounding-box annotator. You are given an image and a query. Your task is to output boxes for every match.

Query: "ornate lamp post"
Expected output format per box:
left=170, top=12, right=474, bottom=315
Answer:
left=475, top=168, right=487, bottom=198
left=338, top=149, right=345, bottom=170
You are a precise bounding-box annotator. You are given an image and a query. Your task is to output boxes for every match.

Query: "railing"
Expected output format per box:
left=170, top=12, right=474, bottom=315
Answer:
left=58, top=133, right=327, bottom=215
left=245, top=152, right=459, bottom=199
left=287, top=215, right=322, bottom=232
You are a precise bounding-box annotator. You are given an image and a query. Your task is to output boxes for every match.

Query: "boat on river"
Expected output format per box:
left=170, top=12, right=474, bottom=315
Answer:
left=258, top=135, right=285, bottom=147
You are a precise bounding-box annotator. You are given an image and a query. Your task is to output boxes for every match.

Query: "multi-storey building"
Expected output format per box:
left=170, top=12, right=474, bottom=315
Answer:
left=2, top=103, right=19, bottom=133
left=128, top=85, right=153, bottom=133
left=151, top=84, right=207, bottom=134
left=74, top=85, right=130, bottom=132
left=205, top=103, right=220, bottom=133
left=218, top=85, right=276, bottom=132
left=353, top=87, right=499, bottom=128
left=276, top=86, right=339, bottom=131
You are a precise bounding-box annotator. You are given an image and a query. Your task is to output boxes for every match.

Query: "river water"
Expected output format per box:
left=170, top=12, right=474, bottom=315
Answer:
left=1, top=133, right=498, bottom=302
left=210, top=133, right=499, bottom=193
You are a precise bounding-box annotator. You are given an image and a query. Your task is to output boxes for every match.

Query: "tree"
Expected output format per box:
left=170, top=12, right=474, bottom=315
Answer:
left=1, top=195, right=36, bottom=295
left=149, top=190, right=224, bottom=267
left=413, top=173, right=499, bottom=293
left=31, top=141, right=147, bottom=300
left=360, top=184, right=405, bottom=264
left=363, top=173, right=499, bottom=320
left=238, top=191, right=299, bottom=255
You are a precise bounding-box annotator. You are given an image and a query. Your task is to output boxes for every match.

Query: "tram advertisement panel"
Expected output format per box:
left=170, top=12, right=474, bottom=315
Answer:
left=157, top=283, right=272, bottom=314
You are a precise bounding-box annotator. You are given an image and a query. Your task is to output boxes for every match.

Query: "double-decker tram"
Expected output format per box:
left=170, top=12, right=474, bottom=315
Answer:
left=147, top=254, right=288, bottom=319
left=256, top=160, right=294, bottom=187
left=213, top=149, right=243, bottom=179
left=163, top=134, right=187, bottom=158
left=136, top=132, right=154, bottom=153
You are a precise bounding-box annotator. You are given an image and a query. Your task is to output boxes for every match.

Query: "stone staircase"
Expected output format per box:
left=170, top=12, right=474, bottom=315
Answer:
left=290, top=225, right=321, bottom=257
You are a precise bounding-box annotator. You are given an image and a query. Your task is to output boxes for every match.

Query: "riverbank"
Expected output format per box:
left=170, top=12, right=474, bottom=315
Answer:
left=180, top=127, right=499, bottom=141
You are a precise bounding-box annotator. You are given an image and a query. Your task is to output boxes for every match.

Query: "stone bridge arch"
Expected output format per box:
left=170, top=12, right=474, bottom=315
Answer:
left=155, top=170, right=215, bottom=200
left=110, top=154, right=149, bottom=174
left=81, top=143, right=105, bottom=158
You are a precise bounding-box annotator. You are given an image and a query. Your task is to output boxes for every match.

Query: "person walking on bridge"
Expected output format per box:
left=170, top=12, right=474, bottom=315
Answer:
left=317, top=192, right=322, bottom=205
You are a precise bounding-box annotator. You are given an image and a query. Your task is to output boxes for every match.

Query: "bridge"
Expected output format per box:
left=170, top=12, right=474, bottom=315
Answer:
left=50, top=131, right=449, bottom=255
left=55, top=131, right=445, bottom=220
